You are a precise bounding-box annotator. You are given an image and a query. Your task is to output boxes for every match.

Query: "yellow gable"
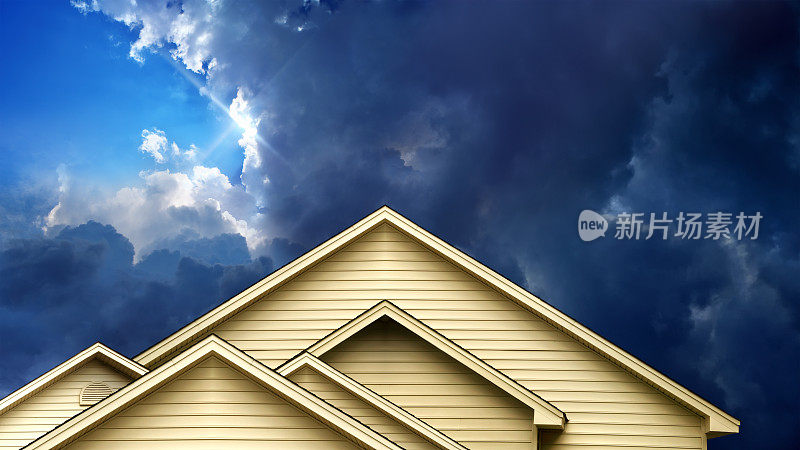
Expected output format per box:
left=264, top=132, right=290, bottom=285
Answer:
left=0, top=359, right=133, bottom=449
left=6, top=208, right=739, bottom=449
left=66, top=357, right=360, bottom=450
left=189, top=223, right=704, bottom=449
left=126, top=207, right=737, bottom=447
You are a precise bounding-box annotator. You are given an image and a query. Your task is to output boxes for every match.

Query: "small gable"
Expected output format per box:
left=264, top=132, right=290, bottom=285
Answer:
left=321, top=319, right=537, bottom=450
left=0, top=359, right=132, bottom=449
left=66, top=357, right=360, bottom=450
left=289, top=365, right=438, bottom=450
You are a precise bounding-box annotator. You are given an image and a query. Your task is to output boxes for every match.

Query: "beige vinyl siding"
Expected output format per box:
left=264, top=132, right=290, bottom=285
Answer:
left=289, top=366, right=437, bottom=450
left=206, top=223, right=704, bottom=449
left=0, top=359, right=131, bottom=449
left=320, top=319, right=535, bottom=449
left=66, top=357, right=359, bottom=450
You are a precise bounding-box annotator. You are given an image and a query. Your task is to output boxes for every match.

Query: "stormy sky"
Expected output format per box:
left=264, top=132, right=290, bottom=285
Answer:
left=0, top=1, right=798, bottom=448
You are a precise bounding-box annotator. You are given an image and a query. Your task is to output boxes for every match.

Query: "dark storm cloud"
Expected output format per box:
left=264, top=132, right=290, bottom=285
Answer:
left=148, top=232, right=251, bottom=266
left=251, top=1, right=674, bottom=245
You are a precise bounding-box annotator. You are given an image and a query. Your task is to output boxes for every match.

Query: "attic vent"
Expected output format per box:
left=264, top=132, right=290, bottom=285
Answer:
left=79, top=382, right=113, bottom=406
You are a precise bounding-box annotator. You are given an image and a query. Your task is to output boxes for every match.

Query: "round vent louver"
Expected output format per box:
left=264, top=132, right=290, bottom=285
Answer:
left=79, top=382, right=113, bottom=406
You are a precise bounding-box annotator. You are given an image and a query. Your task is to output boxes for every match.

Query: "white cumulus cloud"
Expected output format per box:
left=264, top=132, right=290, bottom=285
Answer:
left=46, top=126, right=265, bottom=259
left=139, top=128, right=169, bottom=163
left=75, top=0, right=339, bottom=210
left=140, top=128, right=197, bottom=164
left=74, top=0, right=220, bottom=72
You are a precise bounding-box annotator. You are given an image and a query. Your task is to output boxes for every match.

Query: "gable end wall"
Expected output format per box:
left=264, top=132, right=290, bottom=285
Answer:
left=64, top=357, right=360, bottom=450
left=199, top=223, right=704, bottom=449
left=0, top=360, right=132, bottom=449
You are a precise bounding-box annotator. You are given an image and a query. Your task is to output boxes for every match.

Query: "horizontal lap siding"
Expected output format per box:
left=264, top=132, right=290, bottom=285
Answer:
left=66, top=357, right=359, bottom=450
left=0, top=360, right=131, bottom=449
left=322, top=320, right=534, bottom=450
left=289, top=366, right=437, bottom=450
left=209, top=224, right=704, bottom=449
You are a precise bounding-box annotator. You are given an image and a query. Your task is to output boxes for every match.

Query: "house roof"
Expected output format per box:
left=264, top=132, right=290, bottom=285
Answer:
left=26, top=335, right=402, bottom=450
left=132, top=205, right=740, bottom=435
left=0, top=342, right=147, bottom=417
left=301, top=300, right=565, bottom=428
left=278, top=352, right=468, bottom=450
